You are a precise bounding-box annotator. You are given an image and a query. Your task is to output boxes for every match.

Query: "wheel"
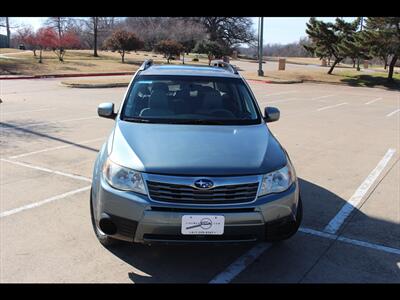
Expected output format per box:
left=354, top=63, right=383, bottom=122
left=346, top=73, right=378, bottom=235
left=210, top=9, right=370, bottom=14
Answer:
left=265, top=195, right=303, bottom=242
left=90, top=189, right=120, bottom=247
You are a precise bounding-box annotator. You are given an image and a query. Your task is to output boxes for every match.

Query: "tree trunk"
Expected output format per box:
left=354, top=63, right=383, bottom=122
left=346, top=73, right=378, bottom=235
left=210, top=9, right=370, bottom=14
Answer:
left=39, top=49, right=42, bottom=63
left=5, top=17, right=10, bottom=48
left=384, top=57, right=388, bottom=70
left=388, top=55, right=398, bottom=82
left=33, top=49, right=36, bottom=56
left=93, top=17, right=98, bottom=57
left=121, top=50, right=125, bottom=63
left=352, top=59, right=356, bottom=68
left=182, top=52, right=185, bottom=64
left=328, top=59, right=340, bottom=74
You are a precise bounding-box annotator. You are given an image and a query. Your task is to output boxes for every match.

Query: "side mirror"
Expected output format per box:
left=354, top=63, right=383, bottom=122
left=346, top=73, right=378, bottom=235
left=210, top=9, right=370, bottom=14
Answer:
left=98, top=102, right=116, bottom=119
left=264, top=107, right=280, bottom=123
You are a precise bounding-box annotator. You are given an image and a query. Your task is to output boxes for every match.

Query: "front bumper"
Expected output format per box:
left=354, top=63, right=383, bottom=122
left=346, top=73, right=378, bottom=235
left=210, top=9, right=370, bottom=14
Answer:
left=92, top=175, right=300, bottom=244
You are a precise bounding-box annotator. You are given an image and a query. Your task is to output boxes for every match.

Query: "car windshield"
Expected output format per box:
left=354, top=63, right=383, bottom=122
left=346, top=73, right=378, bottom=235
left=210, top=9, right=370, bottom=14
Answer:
left=121, top=75, right=262, bottom=125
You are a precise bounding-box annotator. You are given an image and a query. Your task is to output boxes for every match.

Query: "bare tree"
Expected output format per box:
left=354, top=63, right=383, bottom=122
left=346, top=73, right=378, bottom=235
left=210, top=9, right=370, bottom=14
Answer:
left=45, top=17, right=69, bottom=39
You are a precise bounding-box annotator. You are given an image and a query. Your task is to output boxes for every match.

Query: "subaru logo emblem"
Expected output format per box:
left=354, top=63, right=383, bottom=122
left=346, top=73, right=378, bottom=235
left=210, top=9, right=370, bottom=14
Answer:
left=194, top=179, right=214, bottom=189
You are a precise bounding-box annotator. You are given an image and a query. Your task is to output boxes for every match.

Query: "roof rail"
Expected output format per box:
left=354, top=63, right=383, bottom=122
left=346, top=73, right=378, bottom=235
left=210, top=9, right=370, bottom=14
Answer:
left=139, top=59, right=153, bottom=71
left=210, top=60, right=239, bottom=74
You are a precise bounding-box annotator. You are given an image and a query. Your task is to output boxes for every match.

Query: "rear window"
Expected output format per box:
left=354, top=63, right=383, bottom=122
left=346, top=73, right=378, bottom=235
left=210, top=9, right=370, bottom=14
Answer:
left=120, top=75, right=262, bottom=125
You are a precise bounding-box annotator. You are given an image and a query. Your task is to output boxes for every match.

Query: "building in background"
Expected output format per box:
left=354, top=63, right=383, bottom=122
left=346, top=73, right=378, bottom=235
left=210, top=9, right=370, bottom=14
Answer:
left=0, top=34, right=8, bottom=48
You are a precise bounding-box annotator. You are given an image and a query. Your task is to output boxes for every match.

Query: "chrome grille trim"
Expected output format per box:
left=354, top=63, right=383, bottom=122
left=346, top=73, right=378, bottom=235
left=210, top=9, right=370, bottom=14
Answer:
left=142, top=174, right=262, bottom=205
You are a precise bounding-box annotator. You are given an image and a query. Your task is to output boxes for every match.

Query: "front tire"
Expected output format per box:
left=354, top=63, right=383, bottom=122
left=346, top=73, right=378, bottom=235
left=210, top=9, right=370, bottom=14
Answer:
left=265, top=195, right=303, bottom=242
left=90, top=189, right=120, bottom=247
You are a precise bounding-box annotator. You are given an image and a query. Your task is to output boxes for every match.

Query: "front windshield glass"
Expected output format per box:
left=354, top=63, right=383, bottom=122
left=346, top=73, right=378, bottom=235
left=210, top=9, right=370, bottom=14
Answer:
left=121, top=75, right=261, bottom=125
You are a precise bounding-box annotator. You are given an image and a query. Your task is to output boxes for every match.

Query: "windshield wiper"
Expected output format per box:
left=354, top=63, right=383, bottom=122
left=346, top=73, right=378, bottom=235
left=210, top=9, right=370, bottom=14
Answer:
left=122, top=117, right=150, bottom=123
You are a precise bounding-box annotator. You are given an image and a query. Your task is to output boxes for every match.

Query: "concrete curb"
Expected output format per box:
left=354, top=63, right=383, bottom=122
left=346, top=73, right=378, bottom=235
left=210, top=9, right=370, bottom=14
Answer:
left=0, top=72, right=134, bottom=80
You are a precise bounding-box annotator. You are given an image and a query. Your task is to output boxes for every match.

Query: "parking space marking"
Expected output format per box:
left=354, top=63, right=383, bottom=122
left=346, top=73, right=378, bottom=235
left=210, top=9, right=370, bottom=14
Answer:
left=209, top=243, right=272, bottom=284
left=317, top=102, right=347, bottom=111
left=1, top=158, right=92, bottom=182
left=211, top=225, right=400, bottom=284
left=300, top=227, right=400, bottom=256
left=0, top=116, right=97, bottom=131
left=267, top=97, right=298, bottom=104
left=386, top=109, right=400, bottom=117
left=265, top=91, right=298, bottom=97
left=311, top=94, right=335, bottom=100
left=365, top=97, right=382, bottom=105
left=0, top=108, right=55, bottom=115
left=324, top=148, right=396, bottom=234
left=0, top=186, right=91, bottom=218
left=8, top=137, right=103, bottom=159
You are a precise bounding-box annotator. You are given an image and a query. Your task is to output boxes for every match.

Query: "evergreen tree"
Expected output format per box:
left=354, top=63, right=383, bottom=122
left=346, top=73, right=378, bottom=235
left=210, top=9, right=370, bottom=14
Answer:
left=304, top=18, right=358, bottom=74
left=360, top=17, right=400, bottom=81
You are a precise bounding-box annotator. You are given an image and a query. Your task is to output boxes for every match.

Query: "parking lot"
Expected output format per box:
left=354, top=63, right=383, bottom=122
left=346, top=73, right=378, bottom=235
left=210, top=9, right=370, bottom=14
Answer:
left=0, top=76, right=399, bottom=283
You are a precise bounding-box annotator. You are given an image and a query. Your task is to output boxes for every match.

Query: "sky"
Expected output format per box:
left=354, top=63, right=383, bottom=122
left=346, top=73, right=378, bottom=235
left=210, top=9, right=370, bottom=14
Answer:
left=2, top=17, right=357, bottom=45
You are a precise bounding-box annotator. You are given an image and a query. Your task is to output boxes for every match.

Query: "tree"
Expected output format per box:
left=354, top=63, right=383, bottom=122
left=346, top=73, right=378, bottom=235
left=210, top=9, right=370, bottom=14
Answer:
left=15, top=26, right=39, bottom=56
left=360, top=17, right=400, bottom=81
left=0, top=17, right=20, bottom=48
left=45, top=17, right=69, bottom=40
left=191, top=17, right=256, bottom=48
left=123, top=17, right=207, bottom=53
left=194, top=40, right=229, bottom=65
left=35, top=27, right=58, bottom=63
left=304, top=17, right=359, bottom=74
left=104, top=30, right=144, bottom=63
left=154, top=40, right=184, bottom=64
left=53, top=30, right=81, bottom=62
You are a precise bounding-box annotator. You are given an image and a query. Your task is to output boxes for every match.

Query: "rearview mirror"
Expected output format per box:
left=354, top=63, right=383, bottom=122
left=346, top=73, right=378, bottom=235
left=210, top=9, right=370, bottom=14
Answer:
left=264, top=107, right=280, bottom=123
left=98, top=103, right=116, bottom=119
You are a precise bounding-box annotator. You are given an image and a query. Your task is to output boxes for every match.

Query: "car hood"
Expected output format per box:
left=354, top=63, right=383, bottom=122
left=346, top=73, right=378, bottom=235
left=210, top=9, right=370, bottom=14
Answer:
left=108, top=121, right=287, bottom=176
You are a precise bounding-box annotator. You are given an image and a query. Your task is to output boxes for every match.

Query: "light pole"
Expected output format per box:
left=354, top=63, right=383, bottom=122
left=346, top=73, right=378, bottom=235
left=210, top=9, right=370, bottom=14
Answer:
left=258, top=17, right=264, bottom=76
left=356, top=17, right=364, bottom=72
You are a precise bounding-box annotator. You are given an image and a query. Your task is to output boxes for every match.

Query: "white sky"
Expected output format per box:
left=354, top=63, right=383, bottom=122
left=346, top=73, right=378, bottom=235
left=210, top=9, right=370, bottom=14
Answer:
left=1, top=17, right=357, bottom=45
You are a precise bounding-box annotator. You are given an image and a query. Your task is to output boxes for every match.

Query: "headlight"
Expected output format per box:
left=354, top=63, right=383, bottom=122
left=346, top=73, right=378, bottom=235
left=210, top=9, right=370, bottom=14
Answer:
left=258, top=163, right=295, bottom=196
left=103, top=159, right=146, bottom=195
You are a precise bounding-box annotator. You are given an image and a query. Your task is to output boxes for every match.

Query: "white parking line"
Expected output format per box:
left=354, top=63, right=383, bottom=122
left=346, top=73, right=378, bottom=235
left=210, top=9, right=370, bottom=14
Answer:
left=0, top=108, right=55, bottom=115
left=0, top=116, right=97, bottom=130
left=311, top=94, right=335, bottom=100
left=210, top=225, right=400, bottom=283
left=267, top=97, right=298, bottom=104
left=0, top=186, right=91, bottom=218
left=209, top=243, right=272, bottom=284
left=317, top=102, right=347, bottom=111
left=265, top=91, right=297, bottom=97
left=1, top=158, right=92, bottom=182
left=365, top=97, right=382, bottom=105
left=324, top=148, right=396, bottom=234
left=299, top=227, right=400, bottom=256
left=386, top=109, right=400, bottom=117
left=9, top=137, right=104, bottom=159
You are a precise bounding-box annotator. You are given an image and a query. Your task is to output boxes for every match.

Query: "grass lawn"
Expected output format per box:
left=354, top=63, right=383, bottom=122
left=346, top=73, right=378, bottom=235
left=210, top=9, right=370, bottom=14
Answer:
left=242, top=66, right=400, bottom=90
left=1, top=49, right=398, bottom=90
left=0, top=50, right=210, bottom=76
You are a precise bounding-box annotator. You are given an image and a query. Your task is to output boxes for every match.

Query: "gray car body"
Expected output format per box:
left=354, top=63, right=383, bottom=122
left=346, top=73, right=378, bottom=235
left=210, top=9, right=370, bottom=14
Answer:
left=91, top=65, right=300, bottom=244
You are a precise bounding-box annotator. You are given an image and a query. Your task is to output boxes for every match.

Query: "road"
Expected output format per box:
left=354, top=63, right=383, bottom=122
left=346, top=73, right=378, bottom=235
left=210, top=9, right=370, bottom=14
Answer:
left=0, top=77, right=399, bottom=283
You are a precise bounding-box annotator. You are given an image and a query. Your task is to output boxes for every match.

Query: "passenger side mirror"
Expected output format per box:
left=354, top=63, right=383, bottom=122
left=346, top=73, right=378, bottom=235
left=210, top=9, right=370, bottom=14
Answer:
left=264, top=107, right=280, bottom=123
left=98, top=102, right=116, bottom=119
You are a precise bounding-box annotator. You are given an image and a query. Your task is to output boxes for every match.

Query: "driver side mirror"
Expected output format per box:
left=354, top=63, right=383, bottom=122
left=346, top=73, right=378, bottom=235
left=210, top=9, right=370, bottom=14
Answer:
left=98, top=102, right=116, bottom=119
left=264, top=107, right=280, bottom=123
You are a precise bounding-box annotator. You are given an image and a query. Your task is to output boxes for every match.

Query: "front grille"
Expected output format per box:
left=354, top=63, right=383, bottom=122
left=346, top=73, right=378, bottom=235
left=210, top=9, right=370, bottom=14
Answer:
left=146, top=181, right=259, bottom=204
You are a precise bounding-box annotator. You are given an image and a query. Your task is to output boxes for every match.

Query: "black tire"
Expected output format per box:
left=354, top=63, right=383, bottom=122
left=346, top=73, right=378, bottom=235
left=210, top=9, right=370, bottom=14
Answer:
left=90, top=189, right=120, bottom=247
left=265, top=196, right=303, bottom=242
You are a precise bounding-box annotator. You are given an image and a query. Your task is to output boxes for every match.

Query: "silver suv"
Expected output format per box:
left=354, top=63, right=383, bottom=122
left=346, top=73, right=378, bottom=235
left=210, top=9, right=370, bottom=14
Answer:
left=90, top=60, right=302, bottom=246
